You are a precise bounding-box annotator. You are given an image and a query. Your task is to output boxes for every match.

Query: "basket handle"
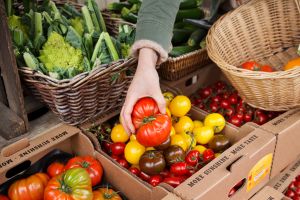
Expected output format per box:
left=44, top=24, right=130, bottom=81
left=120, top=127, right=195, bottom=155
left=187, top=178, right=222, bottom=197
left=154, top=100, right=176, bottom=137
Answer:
left=295, top=0, right=300, bottom=14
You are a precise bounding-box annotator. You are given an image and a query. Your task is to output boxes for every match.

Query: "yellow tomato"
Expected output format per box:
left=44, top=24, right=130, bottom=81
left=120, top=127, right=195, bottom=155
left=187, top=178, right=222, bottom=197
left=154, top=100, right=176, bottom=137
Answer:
left=193, top=145, right=207, bottom=154
left=169, top=95, right=191, bottom=117
left=171, top=134, right=188, bottom=151
left=179, top=132, right=196, bottom=149
left=146, top=147, right=155, bottom=151
left=193, top=126, right=214, bottom=145
left=193, top=120, right=203, bottom=129
left=170, top=126, right=176, bottom=136
left=166, top=107, right=171, bottom=117
left=174, top=116, right=194, bottom=134
left=130, top=134, right=137, bottom=141
left=111, top=124, right=129, bottom=143
left=204, top=113, right=226, bottom=133
left=163, top=92, right=174, bottom=107
left=215, top=153, right=221, bottom=158
left=124, top=140, right=146, bottom=165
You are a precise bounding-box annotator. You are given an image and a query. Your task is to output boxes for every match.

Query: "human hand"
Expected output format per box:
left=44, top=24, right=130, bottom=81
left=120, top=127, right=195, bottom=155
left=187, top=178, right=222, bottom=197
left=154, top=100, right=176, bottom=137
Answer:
left=121, top=48, right=166, bottom=135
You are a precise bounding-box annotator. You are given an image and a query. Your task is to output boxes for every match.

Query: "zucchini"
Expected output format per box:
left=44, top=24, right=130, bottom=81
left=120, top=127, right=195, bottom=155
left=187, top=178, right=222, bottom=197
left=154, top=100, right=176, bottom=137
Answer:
left=174, top=22, right=198, bottom=31
left=172, top=28, right=193, bottom=45
left=180, top=0, right=197, bottom=9
left=169, top=46, right=199, bottom=57
left=176, top=7, right=204, bottom=22
left=107, top=2, right=131, bottom=12
left=187, top=29, right=207, bottom=47
left=121, top=7, right=138, bottom=23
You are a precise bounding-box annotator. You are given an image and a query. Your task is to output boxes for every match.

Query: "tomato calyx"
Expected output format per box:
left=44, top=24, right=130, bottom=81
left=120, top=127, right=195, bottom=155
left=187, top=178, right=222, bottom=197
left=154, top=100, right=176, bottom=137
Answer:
left=142, top=116, right=156, bottom=124
left=59, top=178, right=72, bottom=194
left=80, top=161, right=91, bottom=168
left=102, top=187, right=120, bottom=199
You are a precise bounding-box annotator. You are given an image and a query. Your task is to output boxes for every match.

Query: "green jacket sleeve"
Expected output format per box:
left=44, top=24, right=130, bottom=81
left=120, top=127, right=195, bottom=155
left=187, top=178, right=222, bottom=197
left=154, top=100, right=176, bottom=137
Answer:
left=131, top=0, right=181, bottom=64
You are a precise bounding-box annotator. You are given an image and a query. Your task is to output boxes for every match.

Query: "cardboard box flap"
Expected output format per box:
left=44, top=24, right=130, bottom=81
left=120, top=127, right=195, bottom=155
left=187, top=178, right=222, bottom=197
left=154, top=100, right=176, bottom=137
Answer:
left=0, top=124, right=82, bottom=182
left=268, top=155, right=300, bottom=192
left=262, top=108, right=300, bottom=134
left=173, top=128, right=275, bottom=200
left=250, top=186, right=285, bottom=200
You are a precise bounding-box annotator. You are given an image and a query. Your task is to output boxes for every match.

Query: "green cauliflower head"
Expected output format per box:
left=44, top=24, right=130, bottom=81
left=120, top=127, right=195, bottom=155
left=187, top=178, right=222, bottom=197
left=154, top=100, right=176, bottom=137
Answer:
left=39, top=31, right=83, bottom=73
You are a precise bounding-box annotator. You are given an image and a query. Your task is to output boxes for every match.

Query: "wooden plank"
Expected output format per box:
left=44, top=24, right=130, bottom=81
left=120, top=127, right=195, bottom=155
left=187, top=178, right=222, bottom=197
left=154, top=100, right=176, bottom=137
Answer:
left=0, top=75, right=8, bottom=105
left=0, top=1, right=28, bottom=131
left=0, top=102, right=26, bottom=140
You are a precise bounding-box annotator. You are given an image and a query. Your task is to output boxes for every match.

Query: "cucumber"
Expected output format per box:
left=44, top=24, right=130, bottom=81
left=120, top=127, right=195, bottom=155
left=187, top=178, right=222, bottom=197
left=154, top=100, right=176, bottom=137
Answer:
left=172, top=28, right=193, bottom=45
left=188, top=29, right=207, bottom=47
left=180, top=0, right=197, bottom=9
left=121, top=7, right=138, bottom=23
left=169, top=45, right=199, bottom=57
left=107, top=2, right=132, bottom=12
left=174, top=22, right=197, bottom=31
left=176, top=7, right=204, bottom=22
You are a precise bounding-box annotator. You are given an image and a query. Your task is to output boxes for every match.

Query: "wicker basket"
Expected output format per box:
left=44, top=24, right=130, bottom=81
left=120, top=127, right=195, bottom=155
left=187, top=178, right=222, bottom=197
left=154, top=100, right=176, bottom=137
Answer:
left=206, top=0, right=300, bottom=111
left=158, top=48, right=211, bottom=81
left=14, top=1, right=137, bottom=125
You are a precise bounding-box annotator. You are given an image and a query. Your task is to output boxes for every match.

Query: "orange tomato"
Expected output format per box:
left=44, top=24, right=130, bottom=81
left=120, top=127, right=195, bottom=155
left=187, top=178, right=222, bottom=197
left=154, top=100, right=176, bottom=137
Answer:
left=284, top=57, right=300, bottom=71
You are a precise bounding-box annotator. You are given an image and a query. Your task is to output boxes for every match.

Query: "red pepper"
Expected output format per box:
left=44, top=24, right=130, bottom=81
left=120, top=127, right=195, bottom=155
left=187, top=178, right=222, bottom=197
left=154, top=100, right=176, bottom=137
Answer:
left=170, top=162, right=189, bottom=176
left=163, top=176, right=186, bottom=188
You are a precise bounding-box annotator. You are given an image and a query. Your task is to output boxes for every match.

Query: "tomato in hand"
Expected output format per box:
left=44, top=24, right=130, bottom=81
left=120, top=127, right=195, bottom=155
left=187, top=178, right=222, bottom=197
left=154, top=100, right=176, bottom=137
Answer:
left=185, top=150, right=200, bottom=166
left=111, top=142, right=126, bottom=156
left=149, top=175, right=163, bottom=187
left=44, top=168, right=93, bottom=200
left=8, top=173, right=49, bottom=200
left=65, top=156, right=103, bottom=186
left=241, top=61, right=261, bottom=71
left=132, top=97, right=171, bottom=147
left=47, top=162, right=65, bottom=178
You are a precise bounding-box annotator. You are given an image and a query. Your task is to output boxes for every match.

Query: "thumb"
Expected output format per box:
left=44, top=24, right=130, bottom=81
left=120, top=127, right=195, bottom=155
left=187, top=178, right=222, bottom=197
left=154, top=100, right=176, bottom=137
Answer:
left=152, top=94, right=166, bottom=114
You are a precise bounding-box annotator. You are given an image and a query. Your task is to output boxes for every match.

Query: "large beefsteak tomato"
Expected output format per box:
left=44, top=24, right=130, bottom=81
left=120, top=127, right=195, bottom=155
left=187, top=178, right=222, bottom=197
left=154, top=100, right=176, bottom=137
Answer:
left=44, top=168, right=93, bottom=200
left=64, top=156, right=103, bottom=186
left=8, top=173, right=49, bottom=200
left=131, top=97, right=171, bottom=147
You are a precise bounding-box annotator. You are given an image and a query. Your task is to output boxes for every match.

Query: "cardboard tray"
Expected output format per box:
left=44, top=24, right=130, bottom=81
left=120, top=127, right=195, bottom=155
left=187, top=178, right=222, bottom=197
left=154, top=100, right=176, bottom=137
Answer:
left=0, top=124, right=180, bottom=200
left=161, top=63, right=300, bottom=179
left=81, top=105, right=276, bottom=200
left=251, top=156, right=300, bottom=200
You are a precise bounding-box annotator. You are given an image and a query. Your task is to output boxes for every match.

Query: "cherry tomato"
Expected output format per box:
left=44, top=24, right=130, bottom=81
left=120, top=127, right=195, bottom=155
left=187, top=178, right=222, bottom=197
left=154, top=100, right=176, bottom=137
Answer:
left=102, top=141, right=112, bottom=154
left=197, top=102, right=205, bottom=110
left=220, top=99, right=231, bottom=109
left=241, top=61, right=261, bottom=71
left=293, top=196, right=300, bottom=200
left=236, top=112, right=244, bottom=120
left=209, top=102, right=219, bottom=113
left=294, top=180, right=300, bottom=188
left=129, top=167, right=140, bottom=176
left=222, top=92, right=230, bottom=100
left=185, top=150, right=200, bottom=166
left=163, top=176, right=186, bottom=188
left=214, top=81, right=227, bottom=90
left=254, top=112, right=268, bottom=125
left=170, top=162, right=189, bottom=176
left=225, top=107, right=235, bottom=118
left=261, top=65, right=274, bottom=72
left=285, top=189, right=295, bottom=198
left=200, top=87, right=213, bottom=99
left=111, top=155, right=119, bottom=162
left=47, top=162, right=65, bottom=178
left=211, top=95, right=222, bottom=104
left=202, top=149, right=215, bottom=163
left=228, top=94, right=238, bottom=105
left=229, top=115, right=243, bottom=127
left=117, top=158, right=129, bottom=169
left=159, top=169, right=171, bottom=178
left=149, top=175, right=163, bottom=187
left=243, top=113, right=253, bottom=122
left=186, top=168, right=197, bottom=177
left=139, top=171, right=151, bottom=182
left=111, top=142, right=126, bottom=156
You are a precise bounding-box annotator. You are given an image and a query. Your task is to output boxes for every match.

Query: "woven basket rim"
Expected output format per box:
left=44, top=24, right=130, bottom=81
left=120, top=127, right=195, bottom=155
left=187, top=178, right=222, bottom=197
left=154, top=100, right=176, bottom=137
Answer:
left=206, top=0, right=300, bottom=79
left=167, top=48, right=207, bottom=62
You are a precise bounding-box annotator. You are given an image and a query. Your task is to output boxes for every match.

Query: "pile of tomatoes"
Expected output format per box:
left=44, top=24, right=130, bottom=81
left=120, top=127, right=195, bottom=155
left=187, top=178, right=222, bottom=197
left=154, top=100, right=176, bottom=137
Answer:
left=284, top=175, right=300, bottom=200
left=0, top=156, right=122, bottom=200
left=93, top=93, right=231, bottom=188
left=191, top=81, right=282, bottom=127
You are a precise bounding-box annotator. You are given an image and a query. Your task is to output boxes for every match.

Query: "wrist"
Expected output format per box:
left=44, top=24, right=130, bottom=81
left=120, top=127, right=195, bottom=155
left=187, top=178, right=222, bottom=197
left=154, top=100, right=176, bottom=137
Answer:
left=138, top=48, right=158, bottom=69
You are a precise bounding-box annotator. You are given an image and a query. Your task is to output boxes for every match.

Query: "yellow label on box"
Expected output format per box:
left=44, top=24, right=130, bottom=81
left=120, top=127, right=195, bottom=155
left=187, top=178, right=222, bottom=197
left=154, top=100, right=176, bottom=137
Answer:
left=247, top=153, right=273, bottom=192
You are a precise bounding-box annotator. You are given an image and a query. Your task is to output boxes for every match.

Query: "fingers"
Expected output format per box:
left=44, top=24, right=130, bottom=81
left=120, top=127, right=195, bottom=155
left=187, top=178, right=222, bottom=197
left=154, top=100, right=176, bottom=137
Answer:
left=152, top=92, right=166, bottom=114
left=121, top=99, right=136, bottom=135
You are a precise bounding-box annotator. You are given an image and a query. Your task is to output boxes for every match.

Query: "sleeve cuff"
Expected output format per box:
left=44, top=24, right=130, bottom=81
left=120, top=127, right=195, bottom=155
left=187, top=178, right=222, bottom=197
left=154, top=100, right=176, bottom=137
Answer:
left=130, top=39, right=169, bottom=65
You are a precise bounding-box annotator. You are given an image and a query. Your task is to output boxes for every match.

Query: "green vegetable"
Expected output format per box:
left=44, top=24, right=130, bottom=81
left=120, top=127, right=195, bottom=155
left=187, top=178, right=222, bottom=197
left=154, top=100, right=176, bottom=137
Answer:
left=81, top=6, right=95, bottom=34
left=23, top=52, right=39, bottom=70
left=128, top=0, right=142, bottom=4
left=5, top=0, right=13, bottom=16
left=108, top=2, right=132, bottom=12
left=169, top=45, right=199, bottom=57
left=118, top=24, right=136, bottom=58
left=61, top=3, right=82, bottom=18
left=39, top=32, right=84, bottom=77
left=91, top=33, right=104, bottom=64
left=129, top=4, right=141, bottom=14
left=69, top=17, right=84, bottom=36
left=187, top=29, right=207, bottom=47
left=179, top=0, right=198, bottom=9
left=66, top=26, right=82, bottom=49
left=83, top=33, right=93, bottom=60
left=47, top=1, right=68, bottom=34
left=103, top=32, right=119, bottom=61
left=87, top=0, right=107, bottom=33
left=176, top=8, right=204, bottom=22
left=8, top=15, right=28, bottom=38
left=121, top=7, right=138, bottom=23
left=172, top=28, right=193, bottom=45
left=200, top=39, right=206, bottom=49
left=174, top=22, right=198, bottom=31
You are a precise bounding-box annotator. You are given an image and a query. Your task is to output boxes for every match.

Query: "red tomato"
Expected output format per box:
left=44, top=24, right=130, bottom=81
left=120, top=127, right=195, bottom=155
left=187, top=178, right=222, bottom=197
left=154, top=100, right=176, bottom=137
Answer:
left=197, top=102, right=205, bottom=110
left=111, top=155, right=120, bottom=162
left=225, top=107, right=235, bottom=118
left=170, top=162, right=189, bottom=176
left=211, top=95, right=222, bottom=104
left=202, top=149, right=215, bottom=163
left=129, top=167, right=140, bottom=176
left=111, top=142, right=126, bottom=156
left=228, top=94, right=238, bottom=105
left=139, top=171, right=151, bottom=182
left=185, top=150, right=200, bottom=166
left=254, top=112, right=268, bottom=125
left=65, top=156, right=103, bottom=186
left=149, top=175, right=163, bottom=187
left=0, top=195, right=9, bottom=200
left=159, top=169, right=171, bottom=178
left=200, top=87, right=213, bottom=99
left=102, top=141, right=112, bottom=154
left=132, top=97, right=171, bottom=147
left=243, top=113, right=253, bottom=122
left=261, top=65, right=274, bottom=72
left=220, top=99, right=231, bottom=109
left=241, top=61, right=261, bottom=71
left=209, top=102, right=219, bottom=113
left=229, top=115, right=243, bottom=127
left=117, top=158, right=129, bottom=169
left=285, top=189, right=295, bottom=198
left=163, top=176, right=186, bottom=188
left=47, top=162, right=65, bottom=178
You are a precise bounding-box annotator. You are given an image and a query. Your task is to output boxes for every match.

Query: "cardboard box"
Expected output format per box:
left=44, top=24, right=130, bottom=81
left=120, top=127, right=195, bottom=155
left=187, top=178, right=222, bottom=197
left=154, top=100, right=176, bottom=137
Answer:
left=82, top=106, right=276, bottom=200
left=251, top=156, right=300, bottom=200
left=162, top=63, right=300, bottom=179
left=0, top=124, right=180, bottom=200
